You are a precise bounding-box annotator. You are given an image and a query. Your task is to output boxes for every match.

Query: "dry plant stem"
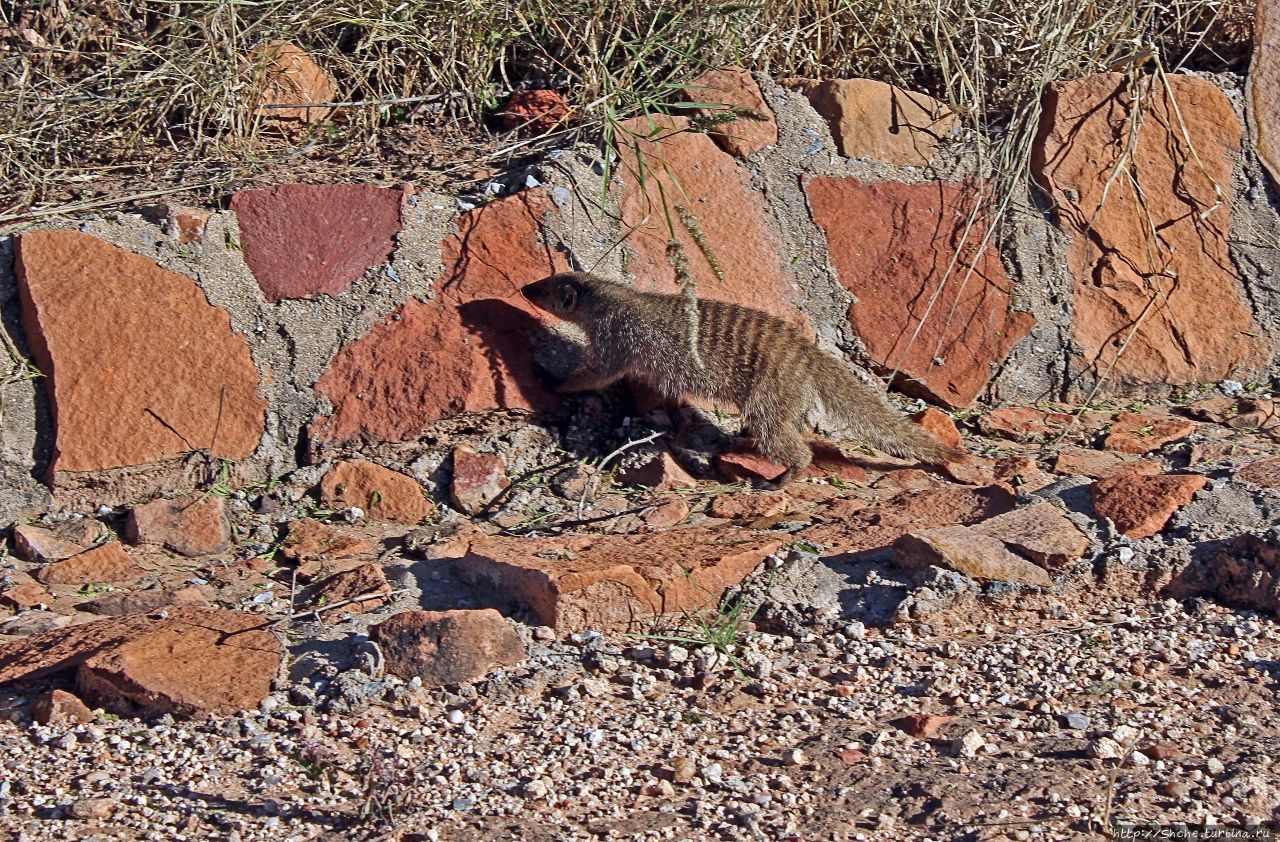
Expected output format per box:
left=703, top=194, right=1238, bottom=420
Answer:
left=577, top=430, right=665, bottom=517
left=280, top=588, right=411, bottom=625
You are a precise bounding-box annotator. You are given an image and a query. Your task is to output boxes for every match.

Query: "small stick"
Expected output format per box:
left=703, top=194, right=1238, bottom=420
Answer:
left=277, top=587, right=411, bottom=625
left=577, top=431, right=665, bottom=518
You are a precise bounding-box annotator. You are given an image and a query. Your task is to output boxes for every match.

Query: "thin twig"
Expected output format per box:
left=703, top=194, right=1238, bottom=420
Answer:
left=278, top=587, right=410, bottom=625
left=577, top=430, right=665, bottom=517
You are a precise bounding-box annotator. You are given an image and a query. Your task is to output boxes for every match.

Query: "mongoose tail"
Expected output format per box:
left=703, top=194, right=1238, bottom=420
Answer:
left=810, top=353, right=965, bottom=467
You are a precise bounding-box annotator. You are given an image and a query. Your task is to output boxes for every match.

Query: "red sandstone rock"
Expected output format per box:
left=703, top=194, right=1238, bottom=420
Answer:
left=172, top=206, right=210, bottom=244
left=373, top=609, right=526, bottom=687
left=231, top=184, right=403, bottom=301
left=1103, top=412, right=1196, bottom=454
left=450, top=446, right=511, bottom=515
left=450, top=526, right=783, bottom=632
left=716, top=441, right=869, bottom=485
left=245, top=41, right=338, bottom=129
left=1249, top=0, right=1280, bottom=188
left=685, top=67, right=778, bottom=158
left=1187, top=397, right=1279, bottom=430
left=497, top=89, right=571, bottom=135
left=0, top=608, right=280, bottom=716
left=35, top=542, right=141, bottom=586
left=77, top=586, right=210, bottom=617
left=279, top=519, right=375, bottom=565
left=894, top=526, right=1053, bottom=586
left=617, top=114, right=807, bottom=329
left=1034, top=74, right=1266, bottom=392
left=717, top=449, right=785, bottom=484
left=1238, top=457, right=1280, bottom=488
left=1, top=582, right=52, bottom=609
left=312, top=191, right=567, bottom=445
left=1052, top=449, right=1136, bottom=479
left=318, top=459, right=431, bottom=525
left=894, top=713, right=954, bottom=739
left=911, top=408, right=963, bottom=450
left=126, top=492, right=230, bottom=557
left=802, top=485, right=1015, bottom=556
left=615, top=447, right=698, bottom=491
left=12, top=520, right=103, bottom=562
left=971, top=501, right=1089, bottom=568
left=803, top=79, right=958, bottom=166
left=31, top=689, right=94, bottom=726
left=806, top=178, right=1034, bottom=408
left=707, top=492, right=788, bottom=520
left=306, top=563, right=391, bottom=622
left=1091, top=472, right=1208, bottom=540
left=641, top=496, right=691, bottom=529
left=14, top=231, right=265, bottom=476
left=978, top=407, right=1075, bottom=442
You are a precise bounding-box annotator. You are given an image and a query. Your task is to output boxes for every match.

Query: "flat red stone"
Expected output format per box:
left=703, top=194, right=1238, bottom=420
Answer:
left=231, top=184, right=404, bottom=301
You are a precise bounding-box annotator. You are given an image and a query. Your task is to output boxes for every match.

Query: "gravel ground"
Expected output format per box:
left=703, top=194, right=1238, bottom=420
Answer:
left=2, top=593, right=1277, bottom=841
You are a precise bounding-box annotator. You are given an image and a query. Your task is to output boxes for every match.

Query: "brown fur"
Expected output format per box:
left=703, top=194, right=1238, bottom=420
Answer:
left=521, top=272, right=962, bottom=488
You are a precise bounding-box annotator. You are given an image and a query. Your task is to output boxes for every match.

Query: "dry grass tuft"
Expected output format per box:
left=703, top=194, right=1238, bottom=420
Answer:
left=0, top=0, right=1252, bottom=218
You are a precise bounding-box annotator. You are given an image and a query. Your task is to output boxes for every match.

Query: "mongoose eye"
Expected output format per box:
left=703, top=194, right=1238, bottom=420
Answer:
left=558, top=283, right=578, bottom=313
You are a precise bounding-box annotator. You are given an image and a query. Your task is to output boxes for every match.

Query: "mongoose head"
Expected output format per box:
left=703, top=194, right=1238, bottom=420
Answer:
left=520, top=272, right=596, bottom=321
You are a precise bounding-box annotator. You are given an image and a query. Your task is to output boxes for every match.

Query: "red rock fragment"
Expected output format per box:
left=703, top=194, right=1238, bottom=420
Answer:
left=497, top=90, right=571, bottom=135
left=450, top=446, right=511, bottom=516
left=894, top=713, right=954, bottom=739
left=685, top=67, right=778, bottom=158
left=279, top=519, right=375, bottom=564
left=874, top=469, right=942, bottom=493
left=1238, top=457, right=1280, bottom=488
left=0, top=608, right=280, bottom=717
left=1103, top=413, right=1196, bottom=454
left=318, top=459, right=431, bottom=525
left=1, top=582, right=52, bottom=609
left=716, top=441, right=868, bottom=486
left=978, top=407, right=1075, bottom=442
left=802, top=79, right=958, bottom=165
left=615, top=447, right=698, bottom=491
left=13, top=521, right=104, bottom=562
left=231, top=184, right=404, bottom=301
left=311, top=191, right=568, bottom=445
left=35, top=542, right=142, bottom=586
left=911, top=408, right=963, bottom=450
left=373, top=609, right=526, bottom=688
left=1052, top=450, right=1135, bottom=479
left=77, top=586, right=210, bottom=617
left=31, top=689, right=94, bottom=726
left=971, top=501, right=1090, bottom=568
left=802, top=485, right=1015, bottom=556
left=306, top=563, right=391, bottom=622
left=14, top=231, right=266, bottom=476
left=450, top=526, right=783, bottom=632
left=806, top=178, right=1034, bottom=408
left=1187, top=397, right=1278, bottom=430
left=707, top=492, right=788, bottom=520
left=641, top=496, right=691, bottom=529
left=126, top=492, right=230, bottom=557
left=1091, top=472, right=1208, bottom=540
left=245, top=41, right=338, bottom=129
left=894, top=526, right=1054, bottom=586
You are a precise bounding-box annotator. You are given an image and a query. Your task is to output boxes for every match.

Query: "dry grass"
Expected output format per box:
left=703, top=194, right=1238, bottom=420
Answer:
left=0, top=0, right=1252, bottom=218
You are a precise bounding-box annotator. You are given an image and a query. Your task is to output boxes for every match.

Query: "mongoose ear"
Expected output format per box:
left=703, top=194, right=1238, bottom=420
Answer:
left=558, top=282, right=578, bottom=313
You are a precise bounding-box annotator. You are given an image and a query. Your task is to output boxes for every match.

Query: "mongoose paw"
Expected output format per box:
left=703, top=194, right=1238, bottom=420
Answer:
left=531, top=360, right=566, bottom=392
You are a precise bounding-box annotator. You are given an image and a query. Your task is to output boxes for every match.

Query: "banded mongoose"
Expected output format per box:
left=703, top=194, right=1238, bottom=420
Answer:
left=521, top=272, right=963, bottom=488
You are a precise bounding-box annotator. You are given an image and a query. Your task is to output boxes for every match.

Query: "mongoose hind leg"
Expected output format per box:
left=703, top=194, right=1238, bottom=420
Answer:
left=743, top=399, right=811, bottom=490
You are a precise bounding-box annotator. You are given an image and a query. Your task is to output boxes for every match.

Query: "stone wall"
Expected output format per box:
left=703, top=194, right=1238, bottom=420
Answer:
left=1, top=67, right=1278, bottom=520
